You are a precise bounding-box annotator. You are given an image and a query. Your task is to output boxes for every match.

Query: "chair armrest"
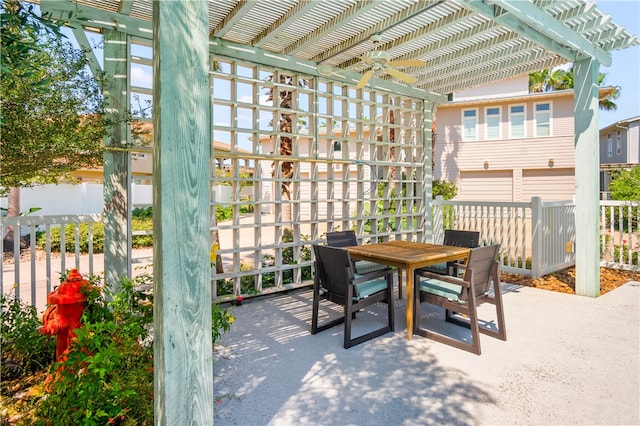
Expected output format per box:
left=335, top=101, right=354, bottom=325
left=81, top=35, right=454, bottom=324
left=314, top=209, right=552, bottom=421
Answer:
left=414, top=269, right=472, bottom=288
left=352, top=267, right=393, bottom=284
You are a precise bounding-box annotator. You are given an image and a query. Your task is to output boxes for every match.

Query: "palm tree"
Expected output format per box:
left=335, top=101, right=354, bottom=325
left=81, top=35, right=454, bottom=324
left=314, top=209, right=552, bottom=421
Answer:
left=528, top=65, right=618, bottom=110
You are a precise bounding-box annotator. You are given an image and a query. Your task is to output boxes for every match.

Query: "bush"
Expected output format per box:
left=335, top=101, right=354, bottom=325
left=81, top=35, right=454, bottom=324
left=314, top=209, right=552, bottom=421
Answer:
left=132, top=207, right=152, bottom=219
left=613, top=244, right=639, bottom=265
left=34, top=274, right=154, bottom=425
left=0, top=296, right=56, bottom=378
left=3, top=272, right=233, bottom=425
left=433, top=179, right=457, bottom=200
left=35, top=219, right=153, bottom=253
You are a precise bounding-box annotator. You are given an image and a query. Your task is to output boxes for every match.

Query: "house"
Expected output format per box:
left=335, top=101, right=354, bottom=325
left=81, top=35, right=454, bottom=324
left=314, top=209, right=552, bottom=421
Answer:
left=599, top=116, right=640, bottom=199
left=69, top=120, right=253, bottom=185
left=434, top=75, right=616, bottom=202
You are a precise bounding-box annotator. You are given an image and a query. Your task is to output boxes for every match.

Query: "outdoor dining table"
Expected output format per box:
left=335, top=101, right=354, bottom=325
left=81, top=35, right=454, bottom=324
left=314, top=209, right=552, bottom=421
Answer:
left=347, top=241, right=471, bottom=340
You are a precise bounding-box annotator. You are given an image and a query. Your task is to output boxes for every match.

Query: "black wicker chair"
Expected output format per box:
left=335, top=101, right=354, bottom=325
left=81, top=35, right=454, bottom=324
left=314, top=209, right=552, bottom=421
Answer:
left=311, top=244, right=395, bottom=349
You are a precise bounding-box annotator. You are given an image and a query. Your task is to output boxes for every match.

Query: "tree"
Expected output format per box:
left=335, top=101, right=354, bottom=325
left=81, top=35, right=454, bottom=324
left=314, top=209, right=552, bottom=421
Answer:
left=266, top=75, right=308, bottom=222
left=609, top=166, right=640, bottom=201
left=528, top=65, right=619, bottom=111
left=1, top=1, right=106, bottom=248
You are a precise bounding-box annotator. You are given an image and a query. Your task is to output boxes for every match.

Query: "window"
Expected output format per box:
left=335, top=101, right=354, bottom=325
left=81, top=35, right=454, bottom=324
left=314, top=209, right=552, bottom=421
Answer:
left=607, top=133, right=613, bottom=157
left=462, top=109, right=477, bottom=140
left=616, top=130, right=622, bottom=155
left=534, top=102, right=551, bottom=137
left=485, top=107, right=501, bottom=140
left=509, top=105, right=525, bottom=138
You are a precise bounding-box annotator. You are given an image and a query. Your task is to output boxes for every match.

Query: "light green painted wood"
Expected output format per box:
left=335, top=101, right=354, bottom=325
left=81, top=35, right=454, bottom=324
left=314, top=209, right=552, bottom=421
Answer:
left=210, top=37, right=446, bottom=102
left=71, top=26, right=103, bottom=78
left=102, top=29, right=132, bottom=289
left=40, top=0, right=152, bottom=39
left=462, top=0, right=577, bottom=63
left=573, top=57, right=600, bottom=297
left=152, top=1, right=213, bottom=424
left=488, top=0, right=611, bottom=66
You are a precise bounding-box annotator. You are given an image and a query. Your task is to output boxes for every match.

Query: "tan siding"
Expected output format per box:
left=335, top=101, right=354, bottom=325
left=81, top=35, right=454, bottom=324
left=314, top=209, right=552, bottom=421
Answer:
left=435, top=91, right=577, bottom=203
left=547, top=96, right=574, bottom=137
left=522, top=168, right=575, bottom=201
left=459, top=170, right=513, bottom=202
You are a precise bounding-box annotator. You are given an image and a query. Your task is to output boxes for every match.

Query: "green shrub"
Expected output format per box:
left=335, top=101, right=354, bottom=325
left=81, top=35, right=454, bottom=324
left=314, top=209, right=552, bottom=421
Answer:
left=433, top=179, right=457, bottom=200
left=34, top=274, right=154, bottom=425
left=0, top=296, right=56, bottom=378
left=3, top=272, right=233, bottom=425
left=613, top=244, right=639, bottom=265
left=132, top=206, right=152, bottom=219
left=212, top=302, right=234, bottom=345
left=35, top=219, right=153, bottom=253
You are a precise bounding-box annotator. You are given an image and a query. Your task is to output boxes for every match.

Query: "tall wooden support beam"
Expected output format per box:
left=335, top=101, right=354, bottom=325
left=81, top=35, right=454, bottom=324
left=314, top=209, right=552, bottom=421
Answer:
left=573, top=58, right=600, bottom=297
left=103, top=29, right=132, bottom=288
left=152, top=2, right=213, bottom=424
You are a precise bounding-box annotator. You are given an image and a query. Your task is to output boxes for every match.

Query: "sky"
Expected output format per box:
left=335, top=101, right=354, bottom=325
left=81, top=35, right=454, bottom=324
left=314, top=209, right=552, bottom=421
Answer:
left=594, top=0, right=640, bottom=127
left=60, top=1, right=639, bottom=131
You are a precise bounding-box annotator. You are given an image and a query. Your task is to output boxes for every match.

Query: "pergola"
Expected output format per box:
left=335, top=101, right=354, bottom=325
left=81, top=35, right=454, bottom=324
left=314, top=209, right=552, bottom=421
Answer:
left=37, top=0, right=638, bottom=423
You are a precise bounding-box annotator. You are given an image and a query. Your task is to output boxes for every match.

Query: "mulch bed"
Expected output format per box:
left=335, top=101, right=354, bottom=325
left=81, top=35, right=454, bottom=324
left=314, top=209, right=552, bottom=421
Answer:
left=501, top=267, right=640, bottom=295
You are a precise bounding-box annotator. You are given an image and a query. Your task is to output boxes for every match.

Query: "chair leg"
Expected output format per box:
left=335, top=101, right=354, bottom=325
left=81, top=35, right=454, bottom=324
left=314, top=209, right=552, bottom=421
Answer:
left=311, top=286, right=321, bottom=335
left=492, top=281, right=507, bottom=341
left=387, top=285, right=395, bottom=331
left=467, top=296, right=481, bottom=355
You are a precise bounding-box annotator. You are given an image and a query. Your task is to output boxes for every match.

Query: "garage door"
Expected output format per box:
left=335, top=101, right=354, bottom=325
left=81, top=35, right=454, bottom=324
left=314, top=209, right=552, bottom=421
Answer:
left=459, top=170, right=513, bottom=202
left=522, top=168, right=575, bottom=201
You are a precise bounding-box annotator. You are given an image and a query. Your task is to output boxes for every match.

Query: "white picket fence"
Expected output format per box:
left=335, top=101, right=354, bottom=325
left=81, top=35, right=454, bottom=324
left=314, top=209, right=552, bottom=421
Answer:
left=2, top=198, right=638, bottom=309
left=432, top=196, right=639, bottom=276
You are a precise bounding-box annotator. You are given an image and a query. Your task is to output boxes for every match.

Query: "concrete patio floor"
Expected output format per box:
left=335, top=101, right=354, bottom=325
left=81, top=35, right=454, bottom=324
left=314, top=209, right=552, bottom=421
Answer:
left=213, top=279, right=640, bottom=425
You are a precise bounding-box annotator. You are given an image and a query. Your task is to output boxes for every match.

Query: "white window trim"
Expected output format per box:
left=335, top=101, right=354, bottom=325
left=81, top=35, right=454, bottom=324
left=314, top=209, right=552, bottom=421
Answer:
left=508, top=104, right=526, bottom=138
left=534, top=101, right=552, bottom=138
left=484, top=106, right=501, bottom=140
left=616, top=130, right=622, bottom=155
left=462, top=108, right=478, bottom=141
left=607, top=133, right=613, bottom=157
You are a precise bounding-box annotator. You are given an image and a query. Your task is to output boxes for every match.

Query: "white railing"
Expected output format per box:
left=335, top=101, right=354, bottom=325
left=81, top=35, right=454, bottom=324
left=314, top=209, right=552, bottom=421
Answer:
left=600, top=200, right=640, bottom=270
left=433, top=196, right=639, bottom=276
left=3, top=198, right=638, bottom=309
left=1, top=214, right=102, bottom=309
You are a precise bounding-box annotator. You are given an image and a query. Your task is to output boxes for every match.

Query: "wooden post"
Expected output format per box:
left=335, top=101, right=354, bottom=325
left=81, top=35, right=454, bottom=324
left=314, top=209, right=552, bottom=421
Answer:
left=152, top=2, right=213, bottom=424
left=103, top=29, right=132, bottom=288
left=573, top=57, right=601, bottom=297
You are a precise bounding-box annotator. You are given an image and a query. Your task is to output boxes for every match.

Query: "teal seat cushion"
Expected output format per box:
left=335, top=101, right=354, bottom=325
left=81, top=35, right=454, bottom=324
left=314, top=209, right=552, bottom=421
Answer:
left=355, top=260, right=387, bottom=274
left=354, top=278, right=388, bottom=299
left=420, top=278, right=462, bottom=302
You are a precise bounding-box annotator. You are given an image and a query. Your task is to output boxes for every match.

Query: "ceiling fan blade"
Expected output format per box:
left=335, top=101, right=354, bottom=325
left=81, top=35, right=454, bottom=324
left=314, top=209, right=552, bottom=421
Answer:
left=385, top=67, right=417, bottom=84
left=387, top=59, right=425, bottom=67
left=356, top=70, right=374, bottom=89
left=359, top=56, right=375, bottom=65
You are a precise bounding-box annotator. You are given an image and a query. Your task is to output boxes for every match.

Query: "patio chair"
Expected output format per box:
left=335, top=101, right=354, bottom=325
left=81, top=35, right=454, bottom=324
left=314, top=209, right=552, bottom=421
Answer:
left=413, top=244, right=506, bottom=355
left=311, top=244, right=395, bottom=349
left=326, top=230, right=390, bottom=275
left=422, top=229, right=480, bottom=276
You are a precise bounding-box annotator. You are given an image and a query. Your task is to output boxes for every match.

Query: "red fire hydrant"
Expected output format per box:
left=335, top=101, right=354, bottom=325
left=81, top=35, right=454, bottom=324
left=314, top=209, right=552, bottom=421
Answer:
left=39, top=268, right=91, bottom=360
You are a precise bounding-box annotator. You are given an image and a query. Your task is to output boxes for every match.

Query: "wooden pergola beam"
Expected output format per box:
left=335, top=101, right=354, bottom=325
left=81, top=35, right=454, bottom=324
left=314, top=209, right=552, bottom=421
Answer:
left=152, top=2, right=213, bottom=423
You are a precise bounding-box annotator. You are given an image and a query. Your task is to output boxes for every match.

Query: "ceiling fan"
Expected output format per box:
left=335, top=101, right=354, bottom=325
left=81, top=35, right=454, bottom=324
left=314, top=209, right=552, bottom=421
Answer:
left=355, top=34, right=425, bottom=89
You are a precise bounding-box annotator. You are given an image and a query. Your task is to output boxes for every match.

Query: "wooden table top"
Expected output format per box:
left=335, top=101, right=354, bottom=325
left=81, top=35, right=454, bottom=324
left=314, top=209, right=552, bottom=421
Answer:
left=347, top=241, right=470, bottom=269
